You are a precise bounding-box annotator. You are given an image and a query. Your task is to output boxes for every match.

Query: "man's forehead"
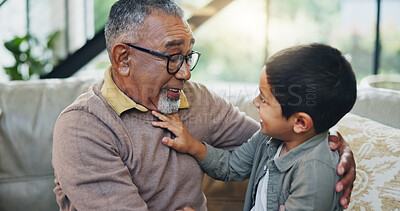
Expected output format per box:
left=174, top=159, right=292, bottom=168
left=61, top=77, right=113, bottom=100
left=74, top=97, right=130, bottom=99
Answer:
left=142, top=14, right=195, bottom=49
left=165, top=38, right=195, bottom=49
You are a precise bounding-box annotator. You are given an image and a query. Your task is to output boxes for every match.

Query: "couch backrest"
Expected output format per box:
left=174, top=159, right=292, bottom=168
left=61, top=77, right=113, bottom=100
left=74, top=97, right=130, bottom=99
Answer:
left=0, top=78, right=96, bottom=211
left=351, top=87, right=400, bottom=129
left=210, top=83, right=400, bottom=129
left=1, top=78, right=399, bottom=211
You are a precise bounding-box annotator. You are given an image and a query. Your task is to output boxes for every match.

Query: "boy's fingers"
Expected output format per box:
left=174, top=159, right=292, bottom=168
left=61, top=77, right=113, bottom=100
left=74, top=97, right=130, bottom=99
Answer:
left=152, top=111, right=169, bottom=121
left=153, top=121, right=183, bottom=138
left=152, top=110, right=161, bottom=118
left=169, top=113, right=180, bottom=119
left=161, top=137, right=175, bottom=147
left=152, top=121, right=167, bottom=128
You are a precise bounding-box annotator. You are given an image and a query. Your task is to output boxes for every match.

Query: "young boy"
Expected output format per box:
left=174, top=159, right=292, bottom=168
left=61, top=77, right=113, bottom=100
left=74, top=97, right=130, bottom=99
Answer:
left=152, top=43, right=357, bottom=211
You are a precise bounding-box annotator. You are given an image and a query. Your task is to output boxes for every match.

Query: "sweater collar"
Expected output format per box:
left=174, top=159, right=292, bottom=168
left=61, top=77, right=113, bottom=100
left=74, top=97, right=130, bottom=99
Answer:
left=101, top=66, right=189, bottom=115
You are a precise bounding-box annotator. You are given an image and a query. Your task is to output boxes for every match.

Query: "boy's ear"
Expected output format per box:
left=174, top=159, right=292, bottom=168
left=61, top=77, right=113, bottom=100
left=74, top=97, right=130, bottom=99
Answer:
left=111, top=44, right=132, bottom=76
left=292, top=112, right=314, bottom=134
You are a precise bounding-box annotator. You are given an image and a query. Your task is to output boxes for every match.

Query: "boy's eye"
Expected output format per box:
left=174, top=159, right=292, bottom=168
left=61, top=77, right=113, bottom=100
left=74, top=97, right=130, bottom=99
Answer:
left=259, top=95, right=266, bottom=103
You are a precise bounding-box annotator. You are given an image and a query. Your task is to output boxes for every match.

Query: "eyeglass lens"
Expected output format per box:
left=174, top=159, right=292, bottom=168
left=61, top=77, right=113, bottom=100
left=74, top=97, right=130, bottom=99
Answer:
left=168, top=53, right=199, bottom=73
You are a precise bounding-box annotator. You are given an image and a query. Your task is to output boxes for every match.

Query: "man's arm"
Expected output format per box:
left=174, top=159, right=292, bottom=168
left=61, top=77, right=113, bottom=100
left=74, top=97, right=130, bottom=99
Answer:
left=52, top=111, right=148, bottom=210
left=328, top=131, right=356, bottom=209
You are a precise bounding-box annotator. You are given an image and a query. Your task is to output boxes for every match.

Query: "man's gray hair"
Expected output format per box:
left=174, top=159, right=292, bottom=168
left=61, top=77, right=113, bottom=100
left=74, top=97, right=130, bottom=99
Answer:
left=105, top=0, right=184, bottom=56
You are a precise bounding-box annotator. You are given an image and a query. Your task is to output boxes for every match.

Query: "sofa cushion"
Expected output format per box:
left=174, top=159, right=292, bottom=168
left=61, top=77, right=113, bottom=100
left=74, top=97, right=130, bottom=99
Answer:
left=0, top=78, right=95, bottom=211
left=333, top=113, right=400, bottom=210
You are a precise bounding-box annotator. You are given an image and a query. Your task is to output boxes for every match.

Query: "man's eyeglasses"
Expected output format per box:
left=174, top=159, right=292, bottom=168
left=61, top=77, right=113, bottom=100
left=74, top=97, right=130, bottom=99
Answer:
left=124, top=43, right=201, bottom=75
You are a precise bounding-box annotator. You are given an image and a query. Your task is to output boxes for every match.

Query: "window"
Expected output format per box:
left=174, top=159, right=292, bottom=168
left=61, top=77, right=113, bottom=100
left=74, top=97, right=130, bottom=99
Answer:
left=1, top=0, right=399, bottom=83
left=379, top=0, right=400, bottom=75
left=190, top=0, right=267, bottom=84
left=266, top=0, right=399, bottom=82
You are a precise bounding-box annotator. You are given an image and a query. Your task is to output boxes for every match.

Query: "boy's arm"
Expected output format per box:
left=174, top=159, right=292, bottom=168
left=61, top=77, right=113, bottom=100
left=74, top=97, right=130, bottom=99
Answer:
left=152, top=111, right=260, bottom=182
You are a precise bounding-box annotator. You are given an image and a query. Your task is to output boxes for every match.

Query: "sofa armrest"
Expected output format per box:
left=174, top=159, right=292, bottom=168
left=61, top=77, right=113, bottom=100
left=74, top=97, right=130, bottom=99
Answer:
left=0, top=78, right=96, bottom=211
left=351, top=86, right=400, bottom=129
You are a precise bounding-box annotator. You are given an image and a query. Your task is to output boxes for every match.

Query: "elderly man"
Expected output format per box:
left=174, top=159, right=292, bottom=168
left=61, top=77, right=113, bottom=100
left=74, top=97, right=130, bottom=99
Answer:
left=52, top=0, right=355, bottom=210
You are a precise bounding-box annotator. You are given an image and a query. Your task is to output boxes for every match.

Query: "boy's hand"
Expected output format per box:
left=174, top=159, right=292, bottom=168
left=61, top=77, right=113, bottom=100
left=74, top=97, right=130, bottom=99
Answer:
left=152, top=111, right=207, bottom=161
left=328, top=131, right=356, bottom=209
left=176, top=207, right=195, bottom=211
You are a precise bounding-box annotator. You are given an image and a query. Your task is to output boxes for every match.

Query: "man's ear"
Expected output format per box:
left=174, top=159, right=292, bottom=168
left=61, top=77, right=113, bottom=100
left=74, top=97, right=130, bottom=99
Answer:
left=293, top=112, right=314, bottom=134
left=111, top=44, right=131, bottom=76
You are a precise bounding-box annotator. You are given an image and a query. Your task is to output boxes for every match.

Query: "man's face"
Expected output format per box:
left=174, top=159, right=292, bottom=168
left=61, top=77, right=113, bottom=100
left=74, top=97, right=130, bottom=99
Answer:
left=123, top=13, right=194, bottom=113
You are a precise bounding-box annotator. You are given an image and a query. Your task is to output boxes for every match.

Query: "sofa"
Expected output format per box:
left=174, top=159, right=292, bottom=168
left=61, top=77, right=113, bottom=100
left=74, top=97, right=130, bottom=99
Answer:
left=0, top=77, right=399, bottom=211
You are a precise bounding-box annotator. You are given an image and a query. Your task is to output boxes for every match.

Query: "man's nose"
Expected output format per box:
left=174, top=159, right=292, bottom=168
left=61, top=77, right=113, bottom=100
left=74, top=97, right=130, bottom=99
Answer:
left=175, top=62, right=191, bottom=81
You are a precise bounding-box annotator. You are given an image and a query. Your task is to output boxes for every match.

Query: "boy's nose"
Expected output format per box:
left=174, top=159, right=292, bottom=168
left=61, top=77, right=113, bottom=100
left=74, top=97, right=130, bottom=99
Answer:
left=253, top=98, right=259, bottom=108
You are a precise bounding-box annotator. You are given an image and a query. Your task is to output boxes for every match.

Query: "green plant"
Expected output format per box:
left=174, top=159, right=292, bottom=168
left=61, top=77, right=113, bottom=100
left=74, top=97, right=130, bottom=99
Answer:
left=3, top=32, right=59, bottom=80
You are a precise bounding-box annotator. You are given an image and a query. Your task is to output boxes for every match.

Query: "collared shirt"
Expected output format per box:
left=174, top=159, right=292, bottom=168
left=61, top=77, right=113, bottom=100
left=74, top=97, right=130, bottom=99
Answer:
left=251, top=143, right=283, bottom=211
left=100, top=66, right=189, bottom=115
left=200, top=131, right=343, bottom=211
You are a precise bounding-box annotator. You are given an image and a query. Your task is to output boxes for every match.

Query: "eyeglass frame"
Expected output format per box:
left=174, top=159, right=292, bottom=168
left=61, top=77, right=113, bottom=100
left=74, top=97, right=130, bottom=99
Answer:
left=123, top=42, right=201, bottom=75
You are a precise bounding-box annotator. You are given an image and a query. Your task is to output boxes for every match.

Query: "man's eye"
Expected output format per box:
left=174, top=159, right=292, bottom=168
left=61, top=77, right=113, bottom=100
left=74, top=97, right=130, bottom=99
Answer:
left=170, top=54, right=183, bottom=64
left=170, top=57, right=179, bottom=63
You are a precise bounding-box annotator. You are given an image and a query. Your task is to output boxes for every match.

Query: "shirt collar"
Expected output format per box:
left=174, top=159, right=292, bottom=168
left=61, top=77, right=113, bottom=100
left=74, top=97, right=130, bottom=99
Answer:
left=269, top=132, right=329, bottom=172
left=101, top=66, right=189, bottom=115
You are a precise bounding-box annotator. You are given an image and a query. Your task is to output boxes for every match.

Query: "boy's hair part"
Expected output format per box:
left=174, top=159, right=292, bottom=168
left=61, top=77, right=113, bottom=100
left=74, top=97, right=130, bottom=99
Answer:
left=265, top=43, right=357, bottom=134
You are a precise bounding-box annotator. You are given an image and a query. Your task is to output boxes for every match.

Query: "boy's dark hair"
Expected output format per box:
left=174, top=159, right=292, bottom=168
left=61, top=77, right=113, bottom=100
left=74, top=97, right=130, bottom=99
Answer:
left=266, top=43, right=357, bottom=134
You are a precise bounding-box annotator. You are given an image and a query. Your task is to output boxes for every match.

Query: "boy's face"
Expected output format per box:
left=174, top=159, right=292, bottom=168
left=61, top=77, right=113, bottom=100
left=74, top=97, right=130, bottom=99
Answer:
left=253, top=66, right=293, bottom=140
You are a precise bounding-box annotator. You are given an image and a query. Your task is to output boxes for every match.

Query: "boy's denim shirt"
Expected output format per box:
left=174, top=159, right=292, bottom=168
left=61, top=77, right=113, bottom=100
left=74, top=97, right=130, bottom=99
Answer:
left=200, top=131, right=343, bottom=211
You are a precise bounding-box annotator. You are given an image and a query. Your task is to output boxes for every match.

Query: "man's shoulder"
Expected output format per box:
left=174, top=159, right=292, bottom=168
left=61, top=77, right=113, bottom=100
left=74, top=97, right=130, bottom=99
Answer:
left=60, top=80, right=110, bottom=118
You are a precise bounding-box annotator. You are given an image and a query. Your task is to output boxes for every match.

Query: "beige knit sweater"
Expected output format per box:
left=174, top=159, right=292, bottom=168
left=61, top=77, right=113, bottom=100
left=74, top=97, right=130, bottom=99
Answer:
left=52, top=80, right=259, bottom=211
